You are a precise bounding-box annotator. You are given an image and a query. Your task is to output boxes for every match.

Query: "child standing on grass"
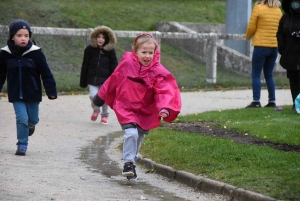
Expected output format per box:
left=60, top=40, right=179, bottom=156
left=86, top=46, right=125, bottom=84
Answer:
left=0, top=19, right=57, bottom=156
left=80, top=26, right=118, bottom=124
left=93, top=33, right=181, bottom=179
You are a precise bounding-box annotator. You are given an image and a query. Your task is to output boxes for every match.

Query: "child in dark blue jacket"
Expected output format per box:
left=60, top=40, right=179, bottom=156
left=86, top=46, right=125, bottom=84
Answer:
left=0, top=19, right=57, bottom=156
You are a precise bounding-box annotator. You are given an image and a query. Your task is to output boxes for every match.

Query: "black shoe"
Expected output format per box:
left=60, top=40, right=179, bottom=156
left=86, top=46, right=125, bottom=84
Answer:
left=264, top=103, right=276, bottom=107
left=15, top=144, right=27, bottom=156
left=122, top=162, right=134, bottom=177
left=29, top=126, right=35, bottom=136
left=245, top=102, right=262, bottom=108
left=127, top=165, right=137, bottom=180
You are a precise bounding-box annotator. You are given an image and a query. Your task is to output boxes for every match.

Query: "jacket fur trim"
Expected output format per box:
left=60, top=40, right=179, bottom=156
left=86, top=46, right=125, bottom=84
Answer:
left=89, top=26, right=117, bottom=51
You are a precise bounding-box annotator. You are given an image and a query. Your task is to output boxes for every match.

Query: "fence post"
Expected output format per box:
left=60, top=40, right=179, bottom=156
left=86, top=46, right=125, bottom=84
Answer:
left=154, top=31, right=161, bottom=46
left=85, top=28, right=93, bottom=47
left=154, top=31, right=162, bottom=62
left=206, top=34, right=217, bottom=84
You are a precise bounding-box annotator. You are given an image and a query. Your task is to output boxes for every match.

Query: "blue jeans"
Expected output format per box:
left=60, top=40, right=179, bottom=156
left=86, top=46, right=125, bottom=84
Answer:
left=251, top=47, right=277, bottom=103
left=13, top=101, right=39, bottom=145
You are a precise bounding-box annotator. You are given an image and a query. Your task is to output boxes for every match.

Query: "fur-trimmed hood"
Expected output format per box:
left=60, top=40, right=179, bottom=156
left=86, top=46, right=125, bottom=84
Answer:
left=89, top=25, right=117, bottom=51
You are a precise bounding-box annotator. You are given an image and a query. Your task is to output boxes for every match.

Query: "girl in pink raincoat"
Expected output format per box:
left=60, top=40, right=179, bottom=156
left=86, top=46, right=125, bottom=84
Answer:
left=93, top=33, right=181, bottom=179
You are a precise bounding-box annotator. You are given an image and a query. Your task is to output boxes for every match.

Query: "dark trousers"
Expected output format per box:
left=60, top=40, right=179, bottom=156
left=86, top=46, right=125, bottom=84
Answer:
left=287, top=70, right=300, bottom=105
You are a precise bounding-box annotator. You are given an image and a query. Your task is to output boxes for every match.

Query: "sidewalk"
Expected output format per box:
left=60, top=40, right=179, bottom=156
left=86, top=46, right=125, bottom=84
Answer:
left=0, top=89, right=291, bottom=201
left=179, top=89, right=292, bottom=115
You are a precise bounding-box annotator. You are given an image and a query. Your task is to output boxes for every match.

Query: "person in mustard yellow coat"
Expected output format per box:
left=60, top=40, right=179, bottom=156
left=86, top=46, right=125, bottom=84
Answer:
left=245, top=0, right=282, bottom=108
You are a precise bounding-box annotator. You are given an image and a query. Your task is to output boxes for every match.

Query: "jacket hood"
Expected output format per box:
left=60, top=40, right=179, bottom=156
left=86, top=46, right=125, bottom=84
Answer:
left=282, top=0, right=299, bottom=14
left=89, top=25, right=117, bottom=51
left=1, top=44, right=41, bottom=55
left=132, top=33, right=161, bottom=68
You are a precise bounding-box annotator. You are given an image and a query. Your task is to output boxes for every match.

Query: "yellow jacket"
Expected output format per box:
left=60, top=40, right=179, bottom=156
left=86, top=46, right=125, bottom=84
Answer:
left=246, top=4, right=282, bottom=48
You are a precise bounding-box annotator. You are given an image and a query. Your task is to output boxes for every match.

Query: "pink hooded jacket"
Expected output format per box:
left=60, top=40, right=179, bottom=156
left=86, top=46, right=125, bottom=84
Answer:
left=98, top=33, right=181, bottom=130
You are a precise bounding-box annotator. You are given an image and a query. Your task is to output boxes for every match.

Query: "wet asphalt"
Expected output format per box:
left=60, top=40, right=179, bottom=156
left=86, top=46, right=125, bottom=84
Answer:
left=0, top=89, right=292, bottom=201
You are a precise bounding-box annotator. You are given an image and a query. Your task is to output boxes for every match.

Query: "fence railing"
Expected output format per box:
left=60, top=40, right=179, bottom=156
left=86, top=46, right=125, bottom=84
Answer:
left=0, top=25, right=246, bottom=84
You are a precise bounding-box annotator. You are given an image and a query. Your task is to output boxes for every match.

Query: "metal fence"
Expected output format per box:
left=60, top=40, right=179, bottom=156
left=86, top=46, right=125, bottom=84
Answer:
left=0, top=25, right=246, bottom=85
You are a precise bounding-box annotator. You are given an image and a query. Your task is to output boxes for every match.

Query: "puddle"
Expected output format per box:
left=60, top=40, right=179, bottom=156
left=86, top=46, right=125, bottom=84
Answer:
left=79, top=131, right=189, bottom=201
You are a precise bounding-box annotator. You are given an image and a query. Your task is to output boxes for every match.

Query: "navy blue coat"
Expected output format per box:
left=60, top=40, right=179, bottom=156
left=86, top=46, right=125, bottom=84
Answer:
left=0, top=45, right=57, bottom=102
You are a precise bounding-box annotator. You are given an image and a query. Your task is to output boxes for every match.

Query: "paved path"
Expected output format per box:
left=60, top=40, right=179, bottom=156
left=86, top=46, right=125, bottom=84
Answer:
left=0, top=89, right=292, bottom=201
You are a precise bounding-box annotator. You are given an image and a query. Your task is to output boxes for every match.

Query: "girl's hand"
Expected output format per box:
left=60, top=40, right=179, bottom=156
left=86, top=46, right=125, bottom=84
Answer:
left=159, top=112, right=168, bottom=118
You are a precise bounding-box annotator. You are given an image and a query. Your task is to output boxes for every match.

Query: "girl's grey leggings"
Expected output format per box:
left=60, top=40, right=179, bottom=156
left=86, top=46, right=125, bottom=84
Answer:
left=123, top=127, right=147, bottom=164
left=88, top=84, right=109, bottom=116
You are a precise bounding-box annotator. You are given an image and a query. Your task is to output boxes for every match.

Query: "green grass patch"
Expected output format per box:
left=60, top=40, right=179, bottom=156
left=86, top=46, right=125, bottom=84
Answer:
left=53, top=73, right=82, bottom=93
left=178, top=105, right=300, bottom=146
left=0, top=0, right=226, bottom=30
left=141, top=106, right=300, bottom=200
left=141, top=119, right=300, bottom=200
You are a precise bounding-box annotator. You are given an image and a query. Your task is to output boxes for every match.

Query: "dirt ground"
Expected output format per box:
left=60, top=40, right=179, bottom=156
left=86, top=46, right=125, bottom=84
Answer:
left=162, top=121, right=300, bottom=153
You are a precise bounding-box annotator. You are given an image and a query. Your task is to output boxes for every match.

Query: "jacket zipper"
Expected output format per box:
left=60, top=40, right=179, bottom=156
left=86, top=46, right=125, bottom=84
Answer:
left=94, top=49, right=102, bottom=85
left=18, top=60, right=23, bottom=99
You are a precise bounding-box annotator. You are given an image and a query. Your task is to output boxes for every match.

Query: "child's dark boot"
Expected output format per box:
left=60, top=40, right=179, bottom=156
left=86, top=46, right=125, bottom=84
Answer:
left=29, top=126, right=35, bottom=136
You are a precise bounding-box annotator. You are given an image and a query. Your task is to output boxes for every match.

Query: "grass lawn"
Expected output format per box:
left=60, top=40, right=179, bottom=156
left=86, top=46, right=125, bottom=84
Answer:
left=141, top=106, right=300, bottom=200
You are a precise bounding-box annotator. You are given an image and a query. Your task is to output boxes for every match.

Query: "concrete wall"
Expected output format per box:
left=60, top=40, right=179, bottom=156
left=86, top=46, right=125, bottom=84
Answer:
left=155, top=22, right=285, bottom=77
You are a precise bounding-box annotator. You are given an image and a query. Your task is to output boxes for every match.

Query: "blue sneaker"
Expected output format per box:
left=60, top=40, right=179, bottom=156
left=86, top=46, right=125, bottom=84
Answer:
left=15, top=144, right=27, bottom=156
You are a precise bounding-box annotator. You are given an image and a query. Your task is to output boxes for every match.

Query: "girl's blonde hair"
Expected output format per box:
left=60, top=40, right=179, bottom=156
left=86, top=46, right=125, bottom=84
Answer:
left=133, top=34, right=158, bottom=53
left=255, top=0, right=281, bottom=7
